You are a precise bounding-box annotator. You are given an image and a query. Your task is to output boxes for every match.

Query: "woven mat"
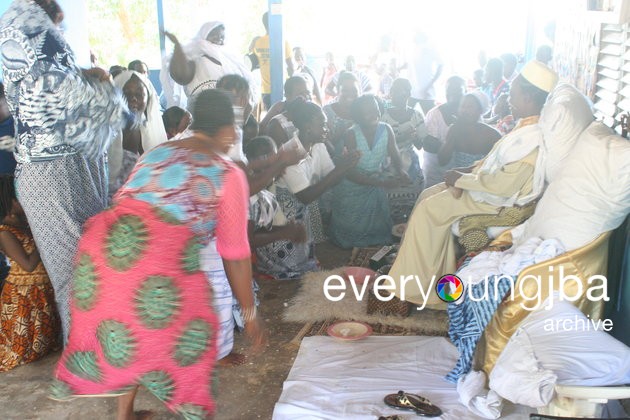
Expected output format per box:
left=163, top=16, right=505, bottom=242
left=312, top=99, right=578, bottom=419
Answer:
left=284, top=267, right=449, bottom=348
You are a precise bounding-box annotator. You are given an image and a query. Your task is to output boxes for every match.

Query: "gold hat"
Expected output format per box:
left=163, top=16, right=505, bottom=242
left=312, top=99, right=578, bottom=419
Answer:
left=520, top=60, right=559, bottom=93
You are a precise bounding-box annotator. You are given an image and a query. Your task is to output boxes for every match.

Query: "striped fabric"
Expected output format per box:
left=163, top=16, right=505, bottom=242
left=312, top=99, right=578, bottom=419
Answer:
left=446, top=268, right=513, bottom=383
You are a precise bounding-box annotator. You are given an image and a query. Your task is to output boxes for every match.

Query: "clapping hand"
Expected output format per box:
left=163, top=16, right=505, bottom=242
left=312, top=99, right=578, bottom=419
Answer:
left=381, top=173, right=411, bottom=189
left=336, top=150, right=361, bottom=171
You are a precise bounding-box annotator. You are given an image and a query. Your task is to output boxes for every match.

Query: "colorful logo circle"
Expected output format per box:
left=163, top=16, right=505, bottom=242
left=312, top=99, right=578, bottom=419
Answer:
left=436, top=275, right=464, bottom=302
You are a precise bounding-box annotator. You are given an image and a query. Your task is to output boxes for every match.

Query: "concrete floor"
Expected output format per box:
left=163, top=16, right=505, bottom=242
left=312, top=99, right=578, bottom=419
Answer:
left=1, top=242, right=352, bottom=420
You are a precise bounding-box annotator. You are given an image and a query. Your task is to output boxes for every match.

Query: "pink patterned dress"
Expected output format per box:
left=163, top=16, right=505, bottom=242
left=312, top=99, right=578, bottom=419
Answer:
left=52, top=143, right=250, bottom=419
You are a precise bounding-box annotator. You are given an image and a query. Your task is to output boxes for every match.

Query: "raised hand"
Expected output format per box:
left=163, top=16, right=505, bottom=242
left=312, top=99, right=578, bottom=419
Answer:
left=83, top=67, right=111, bottom=82
left=336, top=150, right=360, bottom=171
left=163, top=30, right=180, bottom=46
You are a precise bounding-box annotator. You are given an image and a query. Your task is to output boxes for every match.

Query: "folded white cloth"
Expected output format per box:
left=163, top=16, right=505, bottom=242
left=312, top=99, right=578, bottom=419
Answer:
left=457, top=371, right=504, bottom=419
left=456, top=237, right=566, bottom=296
left=499, top=237, right=565, bottom=276
left=489, top=328, right=557, bottom=407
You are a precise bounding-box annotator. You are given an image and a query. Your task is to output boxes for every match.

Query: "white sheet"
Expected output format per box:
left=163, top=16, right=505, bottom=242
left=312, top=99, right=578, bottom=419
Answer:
left=273, top=336, right=534, bottom=419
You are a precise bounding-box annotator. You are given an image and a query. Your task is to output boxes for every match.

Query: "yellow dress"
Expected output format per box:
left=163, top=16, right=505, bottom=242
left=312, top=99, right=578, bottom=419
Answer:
left=389, top=118, right=541, bottom=308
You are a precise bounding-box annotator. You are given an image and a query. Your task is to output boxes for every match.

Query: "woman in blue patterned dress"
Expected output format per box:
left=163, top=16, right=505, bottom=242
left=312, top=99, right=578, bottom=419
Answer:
left=329, top=95, right=409, bottom=248
left=0, top=0, right=126, bottom=341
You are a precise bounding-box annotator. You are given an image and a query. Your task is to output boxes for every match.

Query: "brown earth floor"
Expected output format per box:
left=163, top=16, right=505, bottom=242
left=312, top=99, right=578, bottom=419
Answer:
left=4, top=241, right=629, bottom=419
left=1, top=241, right=352, bottom=420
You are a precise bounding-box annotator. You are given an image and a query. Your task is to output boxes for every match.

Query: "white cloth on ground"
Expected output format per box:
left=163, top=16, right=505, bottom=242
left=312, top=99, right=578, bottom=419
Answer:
left=457, top=370, right=504, bottom=419
left=272, top=336, right=533, bottom=419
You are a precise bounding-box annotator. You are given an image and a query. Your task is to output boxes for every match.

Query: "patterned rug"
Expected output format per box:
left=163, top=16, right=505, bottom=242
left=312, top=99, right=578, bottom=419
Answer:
left=347, top=247, right=382, bottom=268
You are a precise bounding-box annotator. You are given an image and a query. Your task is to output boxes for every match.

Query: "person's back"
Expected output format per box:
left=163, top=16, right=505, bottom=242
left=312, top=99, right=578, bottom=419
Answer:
left=438, top=92, right=501, bottom=168
left=449, top=122, right=501, bottom=168
left=251, top=12, right=294, bottom=110
left=408, top=32, right=443, bottom=114
left=422, top=76, right=465, bottom=188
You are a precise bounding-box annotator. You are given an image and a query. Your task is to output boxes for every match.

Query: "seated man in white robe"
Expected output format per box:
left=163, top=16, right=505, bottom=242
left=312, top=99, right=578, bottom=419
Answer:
left=389, top=60, right=558, bottom=309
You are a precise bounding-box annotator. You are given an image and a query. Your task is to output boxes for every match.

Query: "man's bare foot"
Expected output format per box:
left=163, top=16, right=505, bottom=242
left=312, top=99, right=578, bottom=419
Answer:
left=217, top=351, right=246, bottom=367
left=134, top=410, right=155, bottom=420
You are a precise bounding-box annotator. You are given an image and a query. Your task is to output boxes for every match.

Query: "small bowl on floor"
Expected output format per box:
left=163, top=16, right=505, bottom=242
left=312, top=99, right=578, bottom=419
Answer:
left=342, top=266, right=377, bottom=285
left=327, top=321, right=373, bottom=341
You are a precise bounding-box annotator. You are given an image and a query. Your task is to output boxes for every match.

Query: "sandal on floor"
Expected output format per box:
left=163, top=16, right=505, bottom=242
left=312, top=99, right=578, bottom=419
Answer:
left=384, top=390, right=443, bottom=417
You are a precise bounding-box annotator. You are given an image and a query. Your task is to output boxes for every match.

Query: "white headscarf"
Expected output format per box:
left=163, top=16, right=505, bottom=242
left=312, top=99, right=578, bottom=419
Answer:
left=114, top=70, right=168, bottom=152
left=162, top=21, right=259, bottom=108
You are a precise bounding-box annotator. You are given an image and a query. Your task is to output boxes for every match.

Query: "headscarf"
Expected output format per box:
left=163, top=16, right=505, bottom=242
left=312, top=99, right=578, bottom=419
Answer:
left=187, top=21, right=225, bottom=58
left=161, top=21, right=259, bottom=109
left=108, top=70, right=167, bottom=193
left=114, top=70, right=167, bottom=152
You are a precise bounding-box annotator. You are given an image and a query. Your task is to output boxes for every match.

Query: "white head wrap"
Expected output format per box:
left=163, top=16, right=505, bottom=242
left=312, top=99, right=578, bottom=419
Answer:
left=114, top=70, right=168, bottom=152
left=161, top=22, right=259, bottom=110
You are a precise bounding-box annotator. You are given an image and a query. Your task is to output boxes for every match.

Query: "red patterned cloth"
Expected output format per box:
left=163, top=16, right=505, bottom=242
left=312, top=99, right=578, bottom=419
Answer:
left=53, top=198, right=220, bottom=418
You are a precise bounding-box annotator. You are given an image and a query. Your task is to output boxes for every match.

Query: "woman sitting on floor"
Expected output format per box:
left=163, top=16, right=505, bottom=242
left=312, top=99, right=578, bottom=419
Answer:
left=437, top=91, right=501, bottom=169
left=256, top=102, right=359, bottom=280
left=0, top=175, right=59, bottom=372
left=381, top=78, right=428, bottom=223
left=323, top=71, right=360, bottom=157
left=244, top=136, right=307, bottom=251
left=329, top=94, right=409, bottom=249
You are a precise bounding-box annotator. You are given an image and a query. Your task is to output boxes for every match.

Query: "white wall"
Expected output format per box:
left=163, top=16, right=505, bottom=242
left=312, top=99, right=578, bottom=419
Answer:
left=57, top=0, right=91, bottom=67
left=0, top=0, right=90, bottom=67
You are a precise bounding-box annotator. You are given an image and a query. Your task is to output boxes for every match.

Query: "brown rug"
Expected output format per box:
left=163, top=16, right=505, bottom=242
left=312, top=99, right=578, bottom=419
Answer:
left=284, top=269, right=449, bottom=347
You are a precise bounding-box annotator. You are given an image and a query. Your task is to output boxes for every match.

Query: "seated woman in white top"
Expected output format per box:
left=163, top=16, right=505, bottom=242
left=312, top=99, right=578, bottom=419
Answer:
left=255, top=101, right=359, bottom=279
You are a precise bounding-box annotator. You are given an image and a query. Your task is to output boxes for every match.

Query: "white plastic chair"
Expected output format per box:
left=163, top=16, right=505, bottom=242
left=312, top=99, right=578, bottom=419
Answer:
left=538, top=384, right=630, bottom=417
